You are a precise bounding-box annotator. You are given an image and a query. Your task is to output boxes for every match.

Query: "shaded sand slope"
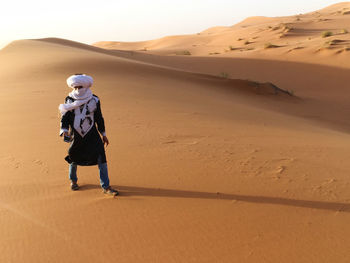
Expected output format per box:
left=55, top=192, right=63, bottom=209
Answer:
left=1, top=39, right=350, bottom=262
left=86, top=46, right=350, bottom=133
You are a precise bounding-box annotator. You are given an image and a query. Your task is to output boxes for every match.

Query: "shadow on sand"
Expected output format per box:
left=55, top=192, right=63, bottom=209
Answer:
left=77, top=184, right=350, bottom=212
left=115, top=185, right=350, bottom=213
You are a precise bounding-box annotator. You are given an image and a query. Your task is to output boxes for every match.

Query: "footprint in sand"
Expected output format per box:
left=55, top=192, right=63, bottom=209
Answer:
left=33, top=159, right=49, bottom=174
left=34, top=159, right=43, bottom=165
left=0, top=156, right=21, bottom=169
left=249, top=157, right=295, bottom=179
left=162, top=134, right=203, bottom=146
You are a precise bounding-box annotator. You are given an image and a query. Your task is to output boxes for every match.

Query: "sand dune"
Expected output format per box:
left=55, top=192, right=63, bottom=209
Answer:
left=94, top=2, right=350, bottom=68
left=1, top=3, right=350, bottom=263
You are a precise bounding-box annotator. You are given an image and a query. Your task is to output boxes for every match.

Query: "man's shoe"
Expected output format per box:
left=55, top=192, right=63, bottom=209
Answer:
left=103, top=186, right=119, bottom=196
left=71, top=182, right=79, bottom=191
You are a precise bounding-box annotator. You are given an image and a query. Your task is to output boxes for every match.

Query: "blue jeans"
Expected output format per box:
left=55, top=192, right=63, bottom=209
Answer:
left=69, top=156, right=110, bottom=189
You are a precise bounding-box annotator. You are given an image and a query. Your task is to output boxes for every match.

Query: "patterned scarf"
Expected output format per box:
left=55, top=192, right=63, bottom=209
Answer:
left=59, top=88, right=93, bottom=116
left=58, top=74, right=94, bottom=116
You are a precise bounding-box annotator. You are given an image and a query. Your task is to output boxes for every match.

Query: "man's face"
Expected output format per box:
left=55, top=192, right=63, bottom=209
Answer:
left=72, top=86, right=88, bottom=97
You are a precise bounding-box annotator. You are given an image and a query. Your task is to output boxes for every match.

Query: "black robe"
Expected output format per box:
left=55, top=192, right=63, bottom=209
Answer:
left=60, top=94, right=107, bottom=166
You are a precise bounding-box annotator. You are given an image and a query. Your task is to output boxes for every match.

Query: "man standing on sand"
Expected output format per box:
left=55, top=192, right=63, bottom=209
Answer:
left=58, top=74, right=118, bottom=196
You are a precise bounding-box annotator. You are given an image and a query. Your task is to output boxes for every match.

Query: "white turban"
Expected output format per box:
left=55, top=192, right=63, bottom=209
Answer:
left=66, top=74, right=93, bottom=89
left=59, top=74, right=94, bottom=116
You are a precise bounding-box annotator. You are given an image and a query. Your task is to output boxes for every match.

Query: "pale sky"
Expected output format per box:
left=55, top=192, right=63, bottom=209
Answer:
left=0, top=0, right=344, bottom=49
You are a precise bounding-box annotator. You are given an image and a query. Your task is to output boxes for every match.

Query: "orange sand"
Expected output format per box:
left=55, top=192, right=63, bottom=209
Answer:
left=1, top=2, right=350, bottom=262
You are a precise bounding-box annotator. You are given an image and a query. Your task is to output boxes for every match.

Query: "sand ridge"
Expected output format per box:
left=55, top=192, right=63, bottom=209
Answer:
left=94, top=2, right=350, bottom=68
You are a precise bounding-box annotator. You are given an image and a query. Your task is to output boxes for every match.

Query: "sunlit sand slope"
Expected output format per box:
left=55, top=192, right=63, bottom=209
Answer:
left=0, top=37, right=350, bottom=262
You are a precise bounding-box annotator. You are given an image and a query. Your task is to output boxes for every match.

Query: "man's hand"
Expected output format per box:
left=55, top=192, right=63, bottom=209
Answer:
left=103, top=136, right=109, bottom=147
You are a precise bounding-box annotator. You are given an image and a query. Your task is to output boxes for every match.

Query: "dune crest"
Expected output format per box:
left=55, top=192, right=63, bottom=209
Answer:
left=93, top=2, right=350, bottom=68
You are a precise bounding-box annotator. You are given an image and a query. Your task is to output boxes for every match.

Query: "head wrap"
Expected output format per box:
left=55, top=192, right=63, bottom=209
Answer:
left=66, top=74, right=93, bottom=89
left=58, top=74, right=94, bottom=116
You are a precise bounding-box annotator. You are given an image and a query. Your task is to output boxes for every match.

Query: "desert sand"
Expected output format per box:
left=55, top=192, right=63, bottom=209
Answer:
left=1, top=2, right=350, bottom=263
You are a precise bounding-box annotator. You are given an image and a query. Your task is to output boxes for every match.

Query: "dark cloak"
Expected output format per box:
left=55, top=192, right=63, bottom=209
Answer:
left=60, top=94, right=107, bottom=166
